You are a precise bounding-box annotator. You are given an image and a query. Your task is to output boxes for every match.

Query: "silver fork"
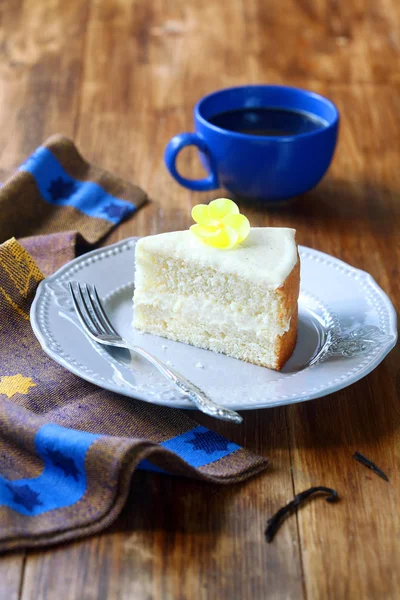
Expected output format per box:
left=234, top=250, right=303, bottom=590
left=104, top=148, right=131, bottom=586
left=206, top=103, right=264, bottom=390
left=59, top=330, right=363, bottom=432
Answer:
left=68, top=281, right=243, bottom=424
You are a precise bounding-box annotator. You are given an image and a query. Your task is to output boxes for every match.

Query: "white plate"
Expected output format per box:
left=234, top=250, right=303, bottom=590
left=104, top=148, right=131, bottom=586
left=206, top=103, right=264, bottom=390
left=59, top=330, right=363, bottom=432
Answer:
left=31, top=238, right=397, bottom=412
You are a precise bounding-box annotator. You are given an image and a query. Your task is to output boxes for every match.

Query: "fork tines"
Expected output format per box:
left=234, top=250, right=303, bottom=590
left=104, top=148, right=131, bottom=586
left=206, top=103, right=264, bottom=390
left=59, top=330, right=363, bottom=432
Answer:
left=69, top=281, right=117, bottom=338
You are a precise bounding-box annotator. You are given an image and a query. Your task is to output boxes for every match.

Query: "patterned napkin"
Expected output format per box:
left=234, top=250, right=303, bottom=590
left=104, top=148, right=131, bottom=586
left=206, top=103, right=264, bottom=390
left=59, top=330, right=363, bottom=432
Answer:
left=0, top=136, right=268, bottom=553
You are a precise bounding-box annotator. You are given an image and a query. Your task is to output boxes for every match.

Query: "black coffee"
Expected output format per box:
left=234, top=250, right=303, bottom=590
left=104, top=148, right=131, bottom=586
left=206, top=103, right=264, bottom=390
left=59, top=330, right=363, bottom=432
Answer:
left=208, top=107, right=327, bottom=137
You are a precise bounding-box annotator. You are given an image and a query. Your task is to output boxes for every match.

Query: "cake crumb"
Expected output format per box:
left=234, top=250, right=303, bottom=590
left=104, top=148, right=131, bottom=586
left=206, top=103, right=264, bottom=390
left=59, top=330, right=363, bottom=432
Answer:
left=161, top=344, right=167, bottom=350
left=195, top=362, right=204, bottom=369
left=166, top=360, right=173, bottom=366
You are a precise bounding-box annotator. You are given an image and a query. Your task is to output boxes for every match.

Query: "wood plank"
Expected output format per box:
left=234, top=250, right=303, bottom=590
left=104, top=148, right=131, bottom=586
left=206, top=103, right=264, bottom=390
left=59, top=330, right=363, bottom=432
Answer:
left=20, top=0, right=303, bottom=597
left=288, top=380, right=400, bottom=599
left=0, top=555, right=24, bottom=600
left=0, top=0, right=398, bottom=597
left=245, top=0, right=400, bottom=85
left=0, top=0, right=90, bottom=169
left=286, top=84, right=400, bottom=599
left=22, top=411, right=303, bottom=600
left=0, top=0, right=88, bottom=595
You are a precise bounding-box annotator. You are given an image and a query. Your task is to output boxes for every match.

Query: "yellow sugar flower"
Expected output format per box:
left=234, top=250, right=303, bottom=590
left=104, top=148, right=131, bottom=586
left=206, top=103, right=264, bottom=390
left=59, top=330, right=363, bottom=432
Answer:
left=190, top=198, right=250, bottom=249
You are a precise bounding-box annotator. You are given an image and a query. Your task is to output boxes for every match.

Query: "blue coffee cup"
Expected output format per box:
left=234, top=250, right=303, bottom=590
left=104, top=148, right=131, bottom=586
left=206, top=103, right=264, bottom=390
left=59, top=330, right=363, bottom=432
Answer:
left=165, top=85, right=339, bottom=201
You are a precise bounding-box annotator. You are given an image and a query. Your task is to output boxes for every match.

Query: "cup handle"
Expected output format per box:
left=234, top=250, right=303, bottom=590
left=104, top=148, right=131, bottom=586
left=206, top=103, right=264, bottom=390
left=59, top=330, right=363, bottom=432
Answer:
left=164, top=133, right=219, bottom=191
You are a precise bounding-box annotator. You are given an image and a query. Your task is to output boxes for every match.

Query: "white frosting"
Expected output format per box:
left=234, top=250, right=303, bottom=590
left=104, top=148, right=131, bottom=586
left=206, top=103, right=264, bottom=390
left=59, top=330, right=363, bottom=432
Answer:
left=136, top=227, right=297, bottom=289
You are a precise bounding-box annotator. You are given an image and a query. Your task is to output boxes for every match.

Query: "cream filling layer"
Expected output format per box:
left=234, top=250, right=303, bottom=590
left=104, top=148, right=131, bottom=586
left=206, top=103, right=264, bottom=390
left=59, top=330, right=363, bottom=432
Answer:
left=133, top=291, right=292, bottom=339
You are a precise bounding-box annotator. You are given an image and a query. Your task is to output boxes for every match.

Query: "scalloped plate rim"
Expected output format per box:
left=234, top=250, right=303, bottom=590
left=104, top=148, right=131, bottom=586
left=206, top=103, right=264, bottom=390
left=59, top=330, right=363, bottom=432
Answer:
left=30, top=237, right=398, bottom=412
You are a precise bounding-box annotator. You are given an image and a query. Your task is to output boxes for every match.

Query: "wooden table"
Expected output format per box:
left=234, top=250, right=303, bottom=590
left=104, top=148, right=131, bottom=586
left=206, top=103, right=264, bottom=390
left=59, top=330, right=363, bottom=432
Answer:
left=1, top=1, right=399, bottom=598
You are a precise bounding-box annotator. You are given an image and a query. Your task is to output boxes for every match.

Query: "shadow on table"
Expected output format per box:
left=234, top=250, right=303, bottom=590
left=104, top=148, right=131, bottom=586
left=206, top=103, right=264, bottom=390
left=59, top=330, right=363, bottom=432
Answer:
left=94, top=347, right=399, bottom=547
left=110, top=344, right=398, bottom=537
left=185, top=343, right=400, bottom=452
left=283, top=345, right=400, bottom=449
left=109, top=470, right=245, bottom=536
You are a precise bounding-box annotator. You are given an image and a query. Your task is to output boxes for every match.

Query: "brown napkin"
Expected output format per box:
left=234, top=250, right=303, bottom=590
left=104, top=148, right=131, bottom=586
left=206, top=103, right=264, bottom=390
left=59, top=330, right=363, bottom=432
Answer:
left=0, top=136, right=268, bottom=553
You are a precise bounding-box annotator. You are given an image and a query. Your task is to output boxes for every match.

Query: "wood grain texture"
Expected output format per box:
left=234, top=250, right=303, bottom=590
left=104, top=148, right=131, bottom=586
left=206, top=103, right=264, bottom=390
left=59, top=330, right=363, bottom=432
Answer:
left=21, top=411, right=303, bottom=600
left=0, top=555, right=24, bottom=600
left=0, top=0, right=399, bottom=598
left=0, top=0, right=90, bottom=169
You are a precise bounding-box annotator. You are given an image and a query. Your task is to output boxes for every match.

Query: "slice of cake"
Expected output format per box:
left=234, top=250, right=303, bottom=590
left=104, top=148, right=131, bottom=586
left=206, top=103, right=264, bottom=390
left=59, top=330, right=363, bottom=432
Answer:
left=133, top=200, right=299, bottom=370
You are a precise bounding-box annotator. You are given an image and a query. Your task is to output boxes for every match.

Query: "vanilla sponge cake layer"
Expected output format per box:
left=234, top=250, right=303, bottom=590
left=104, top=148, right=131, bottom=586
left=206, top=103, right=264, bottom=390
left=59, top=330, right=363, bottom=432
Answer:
left=133, top=228, right=300, bottom=370
left=134, top=303, right=298, bottom=369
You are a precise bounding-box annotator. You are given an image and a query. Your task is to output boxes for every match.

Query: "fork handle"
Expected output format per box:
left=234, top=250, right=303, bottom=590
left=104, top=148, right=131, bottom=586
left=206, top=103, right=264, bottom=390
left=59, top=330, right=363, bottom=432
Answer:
left=130, top=346, right=243, bottom=424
